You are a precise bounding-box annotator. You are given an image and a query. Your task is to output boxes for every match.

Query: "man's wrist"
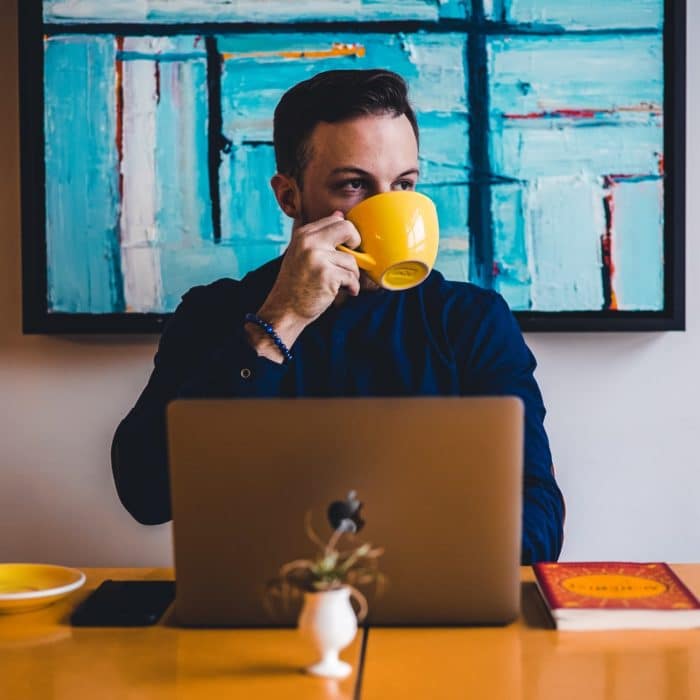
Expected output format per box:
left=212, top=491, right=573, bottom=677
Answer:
left=243, top=306, right=307, bottom=364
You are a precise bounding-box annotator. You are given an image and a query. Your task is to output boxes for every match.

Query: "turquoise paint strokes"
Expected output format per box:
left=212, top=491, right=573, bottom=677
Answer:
left=44, top=35, right=123, bottom=313
left=39, top=6, right=668, bottom=316
left=611, top=180, right=664, bottom=310
left=148, top=37, right=218, bottom=309
left=418, top=113, right=470, bottom=184
left=158, top=243, right=239, bottom=305
left=400, top=34, right=469, bottom=114
left=217, top=31, right=470, bottom=284
left=488, top=33, right=664, bottom=311
left=489, top=34, right=663, bottom=120
left=438, top=0, right=470, bottom=19
left=421, top=183, right=470, bottom=281
left=219, top=32, right=467, bottom=129
left=495, top=123, right=663, bottom=180
left=489, top=35, right=663, bottom=178
left=493, top=0, right=662, bottom=29
left=43, top=0, right=456, bottom=24
left=491, top=184, right=531, bottom=309
left=220, top=143, right=289, bottom=279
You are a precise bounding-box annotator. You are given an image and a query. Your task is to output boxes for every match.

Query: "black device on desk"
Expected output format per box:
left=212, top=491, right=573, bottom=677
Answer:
left=70, top=580, right=175, bottom=627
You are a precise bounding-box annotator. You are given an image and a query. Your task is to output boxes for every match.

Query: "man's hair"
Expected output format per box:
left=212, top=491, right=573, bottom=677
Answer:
left=273, top=69, right=419, bottom=185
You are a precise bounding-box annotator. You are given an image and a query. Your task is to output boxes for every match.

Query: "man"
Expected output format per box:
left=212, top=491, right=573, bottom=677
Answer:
left=112, top=69, right=565, bottom=564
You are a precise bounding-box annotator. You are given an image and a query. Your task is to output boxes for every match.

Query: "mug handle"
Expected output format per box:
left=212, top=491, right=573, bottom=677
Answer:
left=336, top=245, right=376, bottom=271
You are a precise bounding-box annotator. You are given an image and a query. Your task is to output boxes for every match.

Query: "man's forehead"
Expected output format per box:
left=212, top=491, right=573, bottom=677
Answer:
left=306, top=113, right=418, bottom=175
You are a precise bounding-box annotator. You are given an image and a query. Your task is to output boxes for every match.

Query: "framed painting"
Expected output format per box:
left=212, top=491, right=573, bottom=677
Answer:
left=19, top=0, right=686, bottom=333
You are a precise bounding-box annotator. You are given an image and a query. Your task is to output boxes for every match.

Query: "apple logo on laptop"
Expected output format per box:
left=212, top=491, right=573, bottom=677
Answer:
left=327, top=490, right=365, bottom=534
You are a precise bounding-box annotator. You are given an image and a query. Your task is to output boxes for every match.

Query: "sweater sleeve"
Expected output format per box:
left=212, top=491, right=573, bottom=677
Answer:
left=462, top=293, right=565, bottom=564
left=111, top=282, right=289, bottom=525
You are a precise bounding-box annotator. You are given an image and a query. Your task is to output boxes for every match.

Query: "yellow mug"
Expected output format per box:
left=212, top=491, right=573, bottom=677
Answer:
left=338, top=190, right=440, bottom=291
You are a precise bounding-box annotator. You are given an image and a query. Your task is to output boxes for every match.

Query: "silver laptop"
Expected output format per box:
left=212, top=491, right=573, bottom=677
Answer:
left=166, top=397, right=523, bottom=627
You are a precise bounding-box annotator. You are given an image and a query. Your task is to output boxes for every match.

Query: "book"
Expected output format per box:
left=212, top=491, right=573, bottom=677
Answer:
left=533, top=562, right=700, bottom=631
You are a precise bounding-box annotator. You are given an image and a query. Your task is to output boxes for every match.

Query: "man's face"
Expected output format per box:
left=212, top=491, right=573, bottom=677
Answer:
left=294, top=112, right=419, bottom=224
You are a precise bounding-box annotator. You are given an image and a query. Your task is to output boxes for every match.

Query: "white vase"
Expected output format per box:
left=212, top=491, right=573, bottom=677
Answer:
left=298, top=586, right=358, bottom=679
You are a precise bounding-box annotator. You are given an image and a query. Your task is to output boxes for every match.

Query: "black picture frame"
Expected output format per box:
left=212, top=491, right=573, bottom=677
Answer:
left=19, top=1, right=686, bottom=334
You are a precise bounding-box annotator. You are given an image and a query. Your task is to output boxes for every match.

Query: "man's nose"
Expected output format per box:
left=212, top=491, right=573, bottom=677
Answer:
left=361, top=180, right=393, bottom=200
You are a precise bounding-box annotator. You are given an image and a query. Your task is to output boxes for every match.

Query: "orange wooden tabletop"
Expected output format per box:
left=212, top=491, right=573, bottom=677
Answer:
left=361, top=565, right=700, bottom=700
left=0, top=568, right=363, bottom=700
left=2, top=566, right=700, bottom=699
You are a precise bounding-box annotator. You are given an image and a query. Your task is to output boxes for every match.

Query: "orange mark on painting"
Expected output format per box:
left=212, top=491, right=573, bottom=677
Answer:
left=222, top=43, right=366, bottom=61
left=621, top=103, right=663, bottom=115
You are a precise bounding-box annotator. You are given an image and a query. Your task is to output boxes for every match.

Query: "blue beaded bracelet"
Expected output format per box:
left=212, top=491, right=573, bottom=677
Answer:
left=244, top=313, right=294, bottom=364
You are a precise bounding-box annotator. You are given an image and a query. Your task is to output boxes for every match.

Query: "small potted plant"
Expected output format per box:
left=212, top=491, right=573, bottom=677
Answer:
left=265, top=491, right=384, bottom=679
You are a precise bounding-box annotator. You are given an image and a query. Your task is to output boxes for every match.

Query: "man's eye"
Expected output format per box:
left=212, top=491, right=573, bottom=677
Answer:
left=340, top=179, right=365, bottom=191
left=395, top=180, right=415, bottom=191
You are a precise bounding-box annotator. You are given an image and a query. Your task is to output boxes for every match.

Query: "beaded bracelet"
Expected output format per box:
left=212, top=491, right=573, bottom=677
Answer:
left=244, top=313, right=294, bottom=364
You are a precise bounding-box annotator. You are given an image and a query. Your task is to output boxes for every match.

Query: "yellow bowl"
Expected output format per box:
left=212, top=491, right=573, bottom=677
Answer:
left=0, top=563, right=86, bottom=614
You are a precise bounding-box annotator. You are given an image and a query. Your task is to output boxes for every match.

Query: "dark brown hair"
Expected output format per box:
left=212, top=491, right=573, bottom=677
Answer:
left=273, top=69, right=419, bottom=186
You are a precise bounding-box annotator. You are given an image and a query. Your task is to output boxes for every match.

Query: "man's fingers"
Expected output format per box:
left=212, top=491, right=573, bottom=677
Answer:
left=329, top=219, right=362, bottom=250
left=301, top=216, right=362, bottom=251
left=294, top=211, right=344, bottom=237
left=340, top=269, right=361, bottom=297
left=330, top=250, right=360, bottom=276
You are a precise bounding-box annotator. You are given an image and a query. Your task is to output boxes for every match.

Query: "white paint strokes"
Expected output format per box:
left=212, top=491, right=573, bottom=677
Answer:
left=401, top=34, right=468, bottom=113
left=177, top=60, right=200, bottom=246
left=119, top=37, right=163, bottom=312
left=47, top=0, right=149, bottom=21
left=525, top=175, right=605, bottom=311
left=44, top=0, right=440, bottom=23
left=611, top=179, right=664, bottom=310
left=503, top=0, right=662, bottom=30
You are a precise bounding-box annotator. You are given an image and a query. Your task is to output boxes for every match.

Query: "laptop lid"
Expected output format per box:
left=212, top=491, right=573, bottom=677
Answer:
left=166, top=397, right=523, bottom=626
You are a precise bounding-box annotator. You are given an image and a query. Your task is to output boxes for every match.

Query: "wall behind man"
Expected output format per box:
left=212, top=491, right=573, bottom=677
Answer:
left=1, top=0, right=698, bottom=567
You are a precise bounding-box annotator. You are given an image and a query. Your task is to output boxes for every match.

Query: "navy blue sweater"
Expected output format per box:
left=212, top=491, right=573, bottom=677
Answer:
left=112, top=257, right=565, bottom=563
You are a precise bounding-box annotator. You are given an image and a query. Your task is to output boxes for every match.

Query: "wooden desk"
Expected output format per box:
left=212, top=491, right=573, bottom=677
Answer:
left=362, top=565, right=700, bottom=700
left=2, top=567, right=700, bottom=699
left=0, top=568, right=363, bottom=699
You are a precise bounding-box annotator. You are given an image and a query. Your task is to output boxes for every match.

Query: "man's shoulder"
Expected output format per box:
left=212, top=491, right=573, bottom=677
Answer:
left=180, top=277, right=239, bottom=305
left=422, top=269, right=507, bottom=319
left=178, top=257, right=283, bottom=312
left=156, top=258, right=283, bottom=352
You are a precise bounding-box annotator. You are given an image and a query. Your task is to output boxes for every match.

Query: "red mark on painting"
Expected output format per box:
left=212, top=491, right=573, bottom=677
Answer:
left=154, top=63, right=161, bottom=104
left=492, top=261, right=501, bottom=278
left=506, top=108, right=599, bottom=120
left=115, top=37, right=125, bottom=205
left=601, top=176, right=618, bottom=311
left=504, top=104, right=662, bottom=121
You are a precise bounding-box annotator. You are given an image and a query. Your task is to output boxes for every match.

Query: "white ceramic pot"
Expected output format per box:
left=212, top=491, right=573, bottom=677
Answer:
left=298, top=586, right=358, bottom=679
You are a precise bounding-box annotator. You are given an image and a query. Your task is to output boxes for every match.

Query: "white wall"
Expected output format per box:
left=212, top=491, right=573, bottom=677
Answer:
left=1, top=1, right=698, bottom=567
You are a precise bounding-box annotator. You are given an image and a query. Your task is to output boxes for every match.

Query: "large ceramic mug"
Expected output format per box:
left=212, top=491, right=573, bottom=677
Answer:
left=337, top=190, right=440, bottom=291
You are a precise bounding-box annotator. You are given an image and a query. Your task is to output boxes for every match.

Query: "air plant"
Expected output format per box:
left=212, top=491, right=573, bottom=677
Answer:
left=265, top=491, right=384, bottom=620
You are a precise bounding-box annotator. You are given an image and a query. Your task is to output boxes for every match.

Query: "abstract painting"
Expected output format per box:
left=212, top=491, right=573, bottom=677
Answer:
left=20, top=0, right=685, bottom=332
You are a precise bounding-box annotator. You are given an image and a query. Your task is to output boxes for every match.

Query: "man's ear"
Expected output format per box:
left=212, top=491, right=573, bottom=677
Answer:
left=270, top=173, right=302, bottom=220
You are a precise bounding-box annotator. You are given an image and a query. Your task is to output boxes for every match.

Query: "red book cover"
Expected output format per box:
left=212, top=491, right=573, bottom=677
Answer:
left=533, top=562, right=700, bottom=611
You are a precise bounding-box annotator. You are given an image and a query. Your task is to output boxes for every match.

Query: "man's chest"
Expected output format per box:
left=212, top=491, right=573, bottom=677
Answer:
left=283, top=318, right=460, bottom=397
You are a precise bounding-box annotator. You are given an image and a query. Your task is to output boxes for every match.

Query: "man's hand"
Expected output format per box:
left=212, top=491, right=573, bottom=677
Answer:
left=245, top=212, right=361, bottom=363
